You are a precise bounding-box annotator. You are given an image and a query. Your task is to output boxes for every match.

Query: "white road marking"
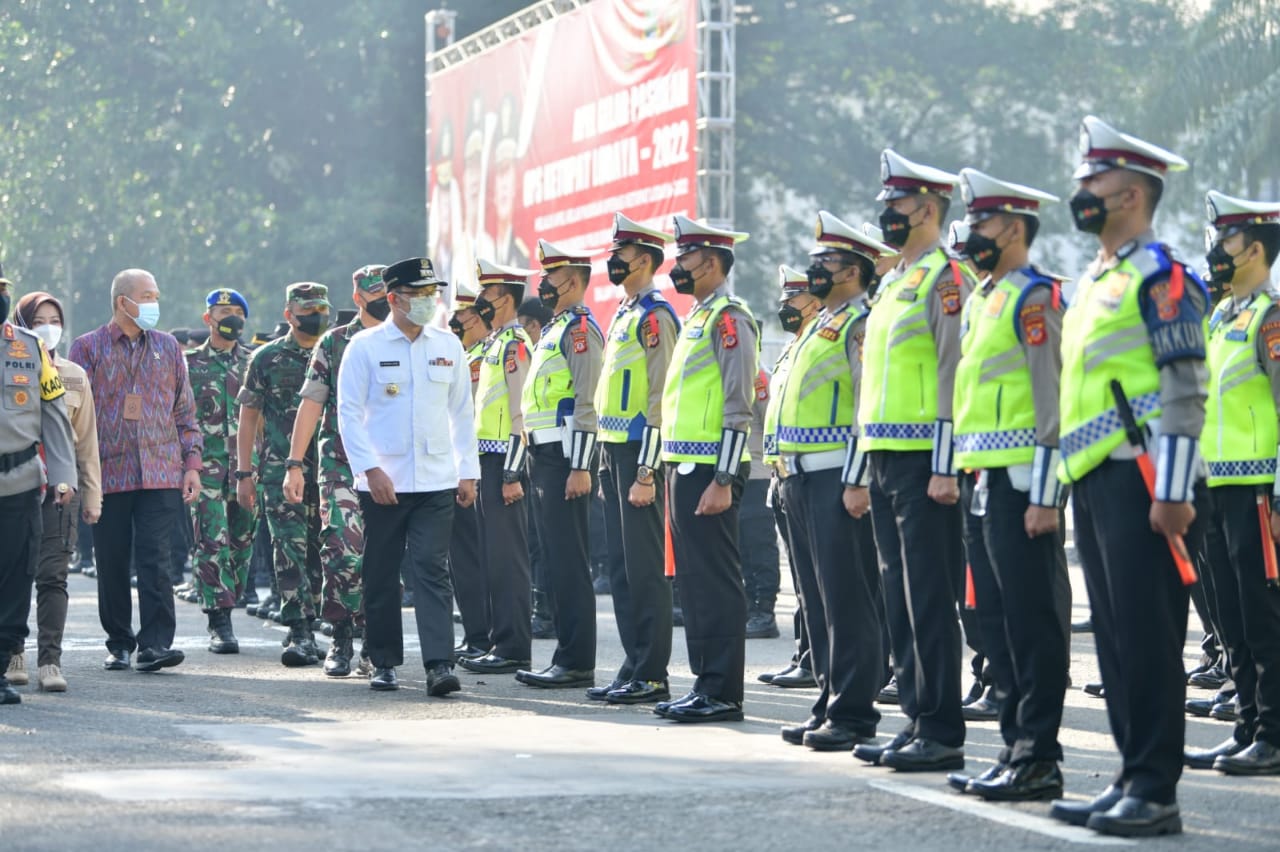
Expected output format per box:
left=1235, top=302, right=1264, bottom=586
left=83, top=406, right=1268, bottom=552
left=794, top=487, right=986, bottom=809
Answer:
left=869, top=780, right=1135, bottom=847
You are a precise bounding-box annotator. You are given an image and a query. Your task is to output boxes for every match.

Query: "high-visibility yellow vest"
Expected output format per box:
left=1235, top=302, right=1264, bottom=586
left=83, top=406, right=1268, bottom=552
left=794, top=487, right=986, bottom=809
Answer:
left=1203, top=291, right=1278, bottom=486
left=660, top=293, right=757, bottom=463
left=595, top=291, right=678, bottom=443
left=860, top=249, right=967, bottom=451
left=954, top=269, right=1055, bottom=469
left=762, top=337, right=801, bottom=464
left=476, top=325, right=531, bottom=451
left=465, top=340, right=485, bottom=402
left=776, top=301, right=866, bottom=454
left=522, top=305, right=601, bottom=433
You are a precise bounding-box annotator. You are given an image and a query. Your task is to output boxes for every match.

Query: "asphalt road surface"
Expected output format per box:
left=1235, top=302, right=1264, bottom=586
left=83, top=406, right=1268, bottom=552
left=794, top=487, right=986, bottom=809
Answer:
left=2, top=554, right=1278, bottom=852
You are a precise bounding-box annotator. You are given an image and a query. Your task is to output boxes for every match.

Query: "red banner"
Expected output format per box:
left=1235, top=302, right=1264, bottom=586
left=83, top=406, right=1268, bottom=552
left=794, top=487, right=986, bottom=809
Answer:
left=427, top=0, right=698, bottom=315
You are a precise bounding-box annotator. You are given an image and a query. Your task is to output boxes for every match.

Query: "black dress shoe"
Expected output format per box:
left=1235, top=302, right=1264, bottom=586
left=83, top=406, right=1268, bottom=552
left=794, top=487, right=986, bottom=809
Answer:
left=661, top=692, right=744, bottom=723
left=745, top=612, right=780, bottom=639
left=426, top=663, right=461, bottom=697
left=771, top=666, right=817, bottom=688
left=1210, top=700, right=1241, bottom=722
left=103, top=649, right=132, bottom=671
left=781, top=716, right=822, bottom=745
left=1086, top=796, right=1181, bottom=837
left=586, top=679, right=625, bottom=701
left=654, top=690, right=699, bottom=718
left=947, top=762, right=1005, bottom=793
left=1083, top=681, right=1105, bottom=698
left=606, top=679, right=670, bottom=705
left=451, top=643, right=487, bottom=662
left=1214, top=739, right=1280, bottom=775
left=1048, top=784, right=1122, bottom=826
left=457, top=654, right=531, bottom=674
left=1, top=682, right=19, bottom=704
left=876, top=677, right=899, bottom=705
left=853, top=729, right=913, bottom=765
left=1070, top=617, right=1093, bottom=634
left=757, top=663, right=797, bottom=684
left=1185, top=736, right=1248, bottom=769
left=135, top=648, right=185, bottom=672
left=1187, top=664, right=1228, bottom=690
left=803, top=720, right=869, bottom=752
left=969, top=761, right=1063, bottom=801
left=1185, top=696, right=1216, bottom=717
left=530, top=617, right=557, bottom=640
left=515, top=665, right=594, bottom=689
left=370, top=667, right=399, bottom=691
left=881, top=737, right=964, bottom=772
left=961, top=693, right=1001, bottom=722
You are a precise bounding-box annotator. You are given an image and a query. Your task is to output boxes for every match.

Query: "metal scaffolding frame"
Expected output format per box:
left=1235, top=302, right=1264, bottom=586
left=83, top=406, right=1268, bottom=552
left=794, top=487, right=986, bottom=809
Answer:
left=696, top=0, right=735, bottom=230
left=428, top=0, right=592, bottom=74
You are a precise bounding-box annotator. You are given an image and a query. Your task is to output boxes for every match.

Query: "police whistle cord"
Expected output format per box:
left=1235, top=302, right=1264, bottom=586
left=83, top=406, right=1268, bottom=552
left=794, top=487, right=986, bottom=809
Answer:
left=1109, top=379, right=1197, bottom=586
left=1255, top=494, right=1280, bottom=591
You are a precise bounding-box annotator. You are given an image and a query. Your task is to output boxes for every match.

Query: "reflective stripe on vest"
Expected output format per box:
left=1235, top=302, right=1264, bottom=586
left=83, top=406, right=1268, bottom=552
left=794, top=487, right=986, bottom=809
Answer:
left=476, top=327, right=531, bottom=443
left=859, top=249, right=951, bottom=451
left=660, top=294, right=757, bottom=463
left=522, top=309, right=600, bottom=432
left=953, top=269, right=1051, bottom=469
left=595, top=293, right=678, bottom=443
left=776, top=303, right=863, bottom=453
left=1057, top=247, right=1170, bottom=483
left=1204, top=292, right=1278, bottom=486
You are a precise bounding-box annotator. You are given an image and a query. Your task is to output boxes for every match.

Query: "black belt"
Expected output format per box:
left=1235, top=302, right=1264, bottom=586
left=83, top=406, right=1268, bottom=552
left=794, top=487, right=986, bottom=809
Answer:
left=0, top=443, right=38, bottom=474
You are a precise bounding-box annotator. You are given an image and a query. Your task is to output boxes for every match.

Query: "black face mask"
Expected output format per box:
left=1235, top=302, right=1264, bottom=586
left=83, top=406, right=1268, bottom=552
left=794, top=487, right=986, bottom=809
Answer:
left=294, top=312, right=327, bottom=336
left=964, top=232, right=1002, bottom=273
left=606, top=255, right=635, bottom=286
left=538, top=278, right=562, bottom=310
left=1206, top=242, right=1243, bottom=287
left=878, top=207, right=914, bottom=248
left=474, top=297, right=496, bottom=327
left=214, top=314, right=244, bottom=341
left=1070, top=189, right=1111, bottom=234
left=806, top=263, right=835, bottom=299
left=777, top=304, right=805, bottom=333
left=449, top=317, right=466, bottom=340
left=364, top=296, right=391, bottom=321
left=669, top=264, right=695, bottom=295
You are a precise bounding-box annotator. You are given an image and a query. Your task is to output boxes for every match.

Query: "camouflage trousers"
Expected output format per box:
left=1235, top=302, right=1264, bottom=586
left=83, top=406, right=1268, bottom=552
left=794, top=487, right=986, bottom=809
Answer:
left=262, top=480, right=323, bottom=625
left=192, top=480, right=257, bottom=610
left=319, top=478, right=364, bottom=625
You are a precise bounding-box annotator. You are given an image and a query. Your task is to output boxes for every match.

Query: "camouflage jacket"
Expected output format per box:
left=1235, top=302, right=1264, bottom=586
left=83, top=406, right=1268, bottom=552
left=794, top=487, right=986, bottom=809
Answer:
left=298, top=318, right=363, bottom=481
left=185, top=338, right=251, bottom=486
left=237, top=332, right=316, bottom=485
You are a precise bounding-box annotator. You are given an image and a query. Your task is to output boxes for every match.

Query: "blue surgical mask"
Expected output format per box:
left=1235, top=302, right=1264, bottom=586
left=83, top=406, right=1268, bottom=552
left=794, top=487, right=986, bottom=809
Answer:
left=127, top=297, right=161, bottom=330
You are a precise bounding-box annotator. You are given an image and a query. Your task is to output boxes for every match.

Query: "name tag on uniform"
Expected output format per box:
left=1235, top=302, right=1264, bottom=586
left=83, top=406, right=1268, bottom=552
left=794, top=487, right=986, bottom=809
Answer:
left=123, top=393, right=143, bottom=420
left=428, top=357, right=454, bottom=367
left=1226, top=309, right=1255, bottom=342
left=380, top=360, right=400, bottom=367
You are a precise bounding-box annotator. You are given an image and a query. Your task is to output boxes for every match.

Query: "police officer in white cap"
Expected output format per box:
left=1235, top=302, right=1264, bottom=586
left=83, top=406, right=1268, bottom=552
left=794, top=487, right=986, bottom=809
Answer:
left=590, top=213, right=680, bottom=704
left=516, top=240, right=605, bottom=689
left=1048, top=116, right=1207, bottom=837
left=776, top=212, right=893, bottom=751
left=854, top=150, right=975, bottom=771
left=1183, top=191, right=1280, bottom=777
left=946, top=168, right=1071, bottom=801
left=654, top=215, right=758, bottom=723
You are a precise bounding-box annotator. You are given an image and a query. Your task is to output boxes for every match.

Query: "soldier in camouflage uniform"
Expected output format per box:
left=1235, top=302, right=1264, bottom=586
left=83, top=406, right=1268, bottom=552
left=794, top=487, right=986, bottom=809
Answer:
left=285, top=265, right=388, bottom=677
left=236, top=282, right=330, bottom=667
left=186, top=288, right=256, bottom=654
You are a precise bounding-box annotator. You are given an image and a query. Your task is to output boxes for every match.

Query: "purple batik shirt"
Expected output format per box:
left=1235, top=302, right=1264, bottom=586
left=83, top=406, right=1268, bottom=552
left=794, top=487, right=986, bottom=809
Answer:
left=68, top=321, right=203, bottom=494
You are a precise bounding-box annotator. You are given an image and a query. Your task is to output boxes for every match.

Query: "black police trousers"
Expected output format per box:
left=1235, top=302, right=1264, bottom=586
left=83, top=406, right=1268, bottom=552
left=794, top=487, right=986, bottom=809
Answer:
left=0, top=488, right=41, bottom=667
left=477, top=453, right=532, bottom=661
left=1073, top=460, right=1203, bottom=804
left=1202, top=484, right=1280, bottom=748
left=449, top=499, right=489, bottom=650
left=772, top=478, right=812, bottom=671
left=666, top=461, right=747, bottom=703
left=961, top=470, right=1069, bottom=765
left=530, top=443, right=596, bottom=671
left=868, top=450, right=965, bottom=747
left=599, top=441, right=672, bottom=684
left=782, top=466, right=883, bottom=735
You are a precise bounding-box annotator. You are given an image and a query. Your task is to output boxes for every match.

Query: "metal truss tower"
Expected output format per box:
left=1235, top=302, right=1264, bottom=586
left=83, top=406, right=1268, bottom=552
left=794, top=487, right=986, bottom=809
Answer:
left=696, top=0, right=735, bottom=230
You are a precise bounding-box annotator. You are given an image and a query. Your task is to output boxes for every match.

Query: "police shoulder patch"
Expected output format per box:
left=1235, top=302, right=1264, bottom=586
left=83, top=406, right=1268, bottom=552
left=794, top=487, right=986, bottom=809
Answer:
left=937, top=279, right=962, bottom=315
left=1020, top=303, right=1047, bottom=346
left=1262, top=321, right=1280, bottom=361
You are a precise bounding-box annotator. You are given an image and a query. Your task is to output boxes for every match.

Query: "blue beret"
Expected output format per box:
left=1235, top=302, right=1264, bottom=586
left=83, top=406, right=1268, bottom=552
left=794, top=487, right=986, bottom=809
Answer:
left=206, top=288, right=249, bottom=317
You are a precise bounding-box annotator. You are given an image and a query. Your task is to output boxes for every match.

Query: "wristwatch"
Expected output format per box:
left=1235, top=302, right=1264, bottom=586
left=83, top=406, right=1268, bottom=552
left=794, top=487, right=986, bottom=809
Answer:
left=285, top=458, right=305, bottom=470
left=234, top=470, right=255, bottom=481
left=502, top=471, right=521, bottom=484
left=636, top=465, right=655, bottom=485
left=714, top=471, right=733, bottom=487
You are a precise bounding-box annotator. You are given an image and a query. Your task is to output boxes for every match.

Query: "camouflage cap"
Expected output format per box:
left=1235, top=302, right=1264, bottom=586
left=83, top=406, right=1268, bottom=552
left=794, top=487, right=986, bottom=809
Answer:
left=286, top=282, right=331, bottom=308
left=352, top=264, right=387, bottom=295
